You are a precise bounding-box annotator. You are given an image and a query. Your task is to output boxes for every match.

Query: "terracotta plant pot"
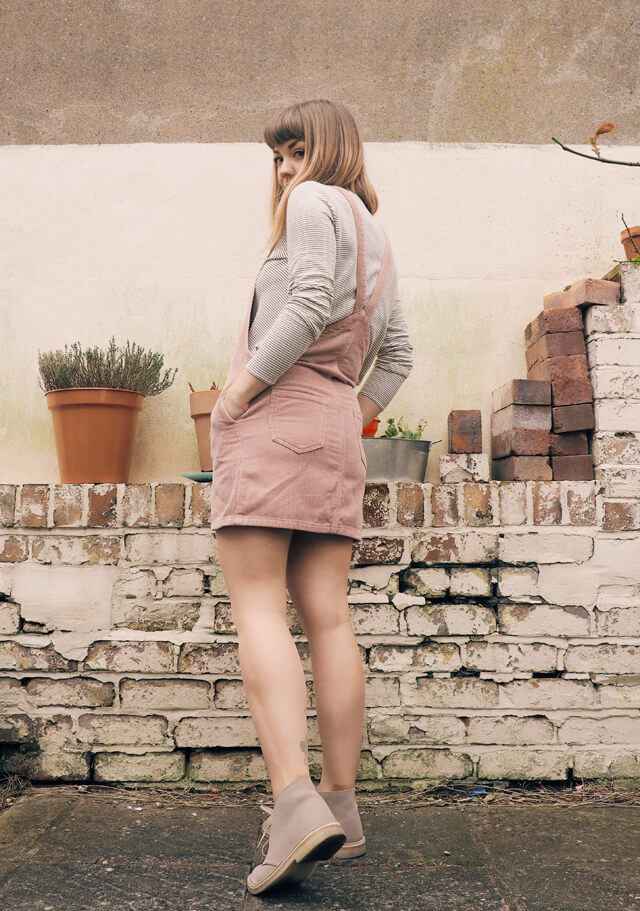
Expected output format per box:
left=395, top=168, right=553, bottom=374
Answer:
left=190, top=389, right=221, bottom=471
left=621, top=226, right=640, bottom=260
left=46, top=387, right=144, bottom=482
left=362, top=418, right=380, bottom=437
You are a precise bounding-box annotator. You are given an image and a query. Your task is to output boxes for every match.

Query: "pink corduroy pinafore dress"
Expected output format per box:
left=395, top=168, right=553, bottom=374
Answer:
left=209, top=186, right=393, bottom=541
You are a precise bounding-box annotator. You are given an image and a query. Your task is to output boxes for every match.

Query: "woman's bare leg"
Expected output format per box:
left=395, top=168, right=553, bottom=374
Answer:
left=286, top=531, right=364, bottom=791
left=215, top=525, right=309, bottom=801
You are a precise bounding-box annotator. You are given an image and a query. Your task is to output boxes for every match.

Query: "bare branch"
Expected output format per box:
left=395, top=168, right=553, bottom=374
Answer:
left=551, top=137, right=640, bottom=167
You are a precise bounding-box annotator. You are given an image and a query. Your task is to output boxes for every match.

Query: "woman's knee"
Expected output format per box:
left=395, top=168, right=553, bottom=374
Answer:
left=286, top=531, right=353, bottom=632
left=216, top=526, right=293, bottom=601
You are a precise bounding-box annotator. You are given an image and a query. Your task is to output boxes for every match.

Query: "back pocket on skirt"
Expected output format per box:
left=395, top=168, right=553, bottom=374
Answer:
left=268, top=389, right=327, bottom=454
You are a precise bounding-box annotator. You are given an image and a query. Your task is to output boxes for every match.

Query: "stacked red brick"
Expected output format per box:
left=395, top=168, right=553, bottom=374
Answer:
left=490, top=278, right=620, bottom=481
left=491, top=379, right=552, bottom=479
left=525, top=307, right=594, bottom=480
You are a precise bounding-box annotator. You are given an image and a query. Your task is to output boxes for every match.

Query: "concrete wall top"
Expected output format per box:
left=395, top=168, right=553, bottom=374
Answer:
left=1, top=0, right=639, bottom=144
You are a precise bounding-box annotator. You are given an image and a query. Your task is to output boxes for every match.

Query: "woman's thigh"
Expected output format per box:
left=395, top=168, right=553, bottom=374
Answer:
left=215, top=526, right=293, bottom=622
left=285, top=531, right=354, bottom=634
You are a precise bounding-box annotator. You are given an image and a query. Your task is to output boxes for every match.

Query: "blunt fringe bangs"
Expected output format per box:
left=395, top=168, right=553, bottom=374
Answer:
left=262, top=99, right=379, bottom=253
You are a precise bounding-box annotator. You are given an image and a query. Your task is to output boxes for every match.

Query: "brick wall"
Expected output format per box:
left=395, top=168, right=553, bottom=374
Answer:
left=1, top=264, right=639, bottom=789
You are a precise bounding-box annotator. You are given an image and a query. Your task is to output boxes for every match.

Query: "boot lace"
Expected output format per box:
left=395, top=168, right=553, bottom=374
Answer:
left=257, top=804, right=274, bottom=858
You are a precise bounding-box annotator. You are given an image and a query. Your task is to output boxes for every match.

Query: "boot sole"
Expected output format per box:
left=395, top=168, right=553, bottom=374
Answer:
left=335, top=836, right=367, bottom=858
left=246, top=822, right=346, bottom=895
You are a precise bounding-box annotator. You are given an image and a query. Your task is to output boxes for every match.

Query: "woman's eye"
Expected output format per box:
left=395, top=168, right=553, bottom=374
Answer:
left=294, top=149, right=304, bottom=157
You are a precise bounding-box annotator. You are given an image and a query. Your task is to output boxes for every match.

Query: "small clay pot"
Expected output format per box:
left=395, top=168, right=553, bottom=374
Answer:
left=621, top=226, right=640, bottom=260
left=362, top=418, right=380, bottom=438
left=190, top=389, right=221, bottom=471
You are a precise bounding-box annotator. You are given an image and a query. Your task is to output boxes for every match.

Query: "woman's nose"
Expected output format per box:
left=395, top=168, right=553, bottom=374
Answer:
left=280, top=157, right=295, bottom=176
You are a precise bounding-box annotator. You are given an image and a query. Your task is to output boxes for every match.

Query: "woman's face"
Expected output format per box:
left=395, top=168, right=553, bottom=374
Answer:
left=272, top=138, right=305, bottom=191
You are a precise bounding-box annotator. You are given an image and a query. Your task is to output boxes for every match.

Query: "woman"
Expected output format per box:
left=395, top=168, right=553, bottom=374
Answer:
left=209, top=99, right=413, bottom=895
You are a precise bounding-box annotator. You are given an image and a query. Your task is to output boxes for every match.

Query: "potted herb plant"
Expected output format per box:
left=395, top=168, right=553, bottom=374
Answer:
left=362, top=416, right=437, bottom=482
left=38, top=336, right=177, bottom=482
left=189, top=378, right=223, bottom=471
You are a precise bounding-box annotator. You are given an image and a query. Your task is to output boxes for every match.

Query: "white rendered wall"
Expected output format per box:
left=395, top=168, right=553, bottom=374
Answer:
left=1, top=142, right=639, bottom=483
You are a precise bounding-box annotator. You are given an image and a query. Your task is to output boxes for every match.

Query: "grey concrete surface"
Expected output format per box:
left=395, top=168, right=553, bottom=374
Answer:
left=0, top=787, right=639, bottom=909
left=1, top=0, right=639, bottom=144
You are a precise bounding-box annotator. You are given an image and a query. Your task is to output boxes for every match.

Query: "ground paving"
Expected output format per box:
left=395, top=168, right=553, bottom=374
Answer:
left=0, top=782, right=639, bottom=910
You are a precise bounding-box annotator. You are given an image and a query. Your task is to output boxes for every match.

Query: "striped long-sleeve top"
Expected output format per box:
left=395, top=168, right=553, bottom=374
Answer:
left=245, top=180, right=413, bottom=410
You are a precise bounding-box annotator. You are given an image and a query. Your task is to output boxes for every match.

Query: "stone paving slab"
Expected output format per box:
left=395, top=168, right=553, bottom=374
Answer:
left=0, top=789, right=639, bottom=910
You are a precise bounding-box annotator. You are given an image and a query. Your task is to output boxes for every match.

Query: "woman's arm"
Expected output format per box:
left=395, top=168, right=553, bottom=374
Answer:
left=223, top=182, right=336, bottom=415
left=357, top=288, right=414, bottom=415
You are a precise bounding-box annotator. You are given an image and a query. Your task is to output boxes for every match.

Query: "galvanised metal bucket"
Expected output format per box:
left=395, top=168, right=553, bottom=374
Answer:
left=362, top=438, right=436, bottom=482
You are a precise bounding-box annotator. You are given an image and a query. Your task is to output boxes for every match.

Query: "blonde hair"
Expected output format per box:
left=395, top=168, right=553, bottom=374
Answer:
left=262, top=99, right=378, bottom=253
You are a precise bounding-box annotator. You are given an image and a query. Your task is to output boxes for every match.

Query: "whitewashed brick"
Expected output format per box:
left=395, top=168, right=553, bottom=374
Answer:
left=598, top=683, right=640, bottom=708
left=77, top=714, right=169, bottom=746
left=587, top=336, right=640, bottom=368
left=174, top=715, right=258, bottom=748
left=348, top=565, right=399, bottom=591
left=4, top=750, right=90, bottom=782
left=594, top=399, right=640, bottom=432
left=477, top=749, right=569, bottom=780
left=94, top=751, right=185, bottom=782
left=126, top=532, right=214, bottom=565
left=594, top=607, right=640, bottom=636
left=401, top=677, right=499, bottom=708
left=467, top=715, right=555, bottom=745
left=189, top=749, right=267, bottom=782
left=591, top=366, right=640, bottom=400
left=0, top=566, right=13, bottom=597
left=596, top=466, right=640, bottom=498
left=412, top=531, right=499, bottom=564
left=405, top=603, right=496, bottom=636
left=83, top=640, right=176, bottom=672
left=621, top=262, right=640, bottom=303
left=574, top=750, right=640, bottom=778
left=498, top=603, right=590, bottom=637
left=31, top=535, right=120, bottom=565
left=163, top=569, right=205, bottom=597
left=449, top=567, right=491, bottom=597
left=439, top=454, right=490, bottom=483
left=12, top=563, right=117, bottom=632
left=596, top=584, right=640, bottom=611
left=391, top=592, right=425, bottom=609
left=499, top=678, right=597, bottom=709
left=465, top=641, right=557, bottom=673
left=402, top=568, right=449, bottom=597
left=0, top=602, right=20, bottom=634
left=382, top=748, right=472, bottom=780
left=565, top=644, right=640, bottom=674
left=119, top=678, right=211, bottom=710
left=592, top=431, right=640, bottom=466
left=365, top=675, right=401, bottom=707
left=368, top=712, right=464, bottom=744
left=369, top=642, right=460, bottom=672
left=558, top=715, right=640, bottom=744
left=495, top=482, right=527, bottom=525
left=347, top=592, right=390, bottom=604
left=112, top=598, right=200, bottom=631
left=114, top=571, right=156, bottom=600
left=351, top=603, right=400, bottom=634
left=584, top=302, right=640, bottom=335
left=497, top=566, right=539, bottom=600
left=500, top=533, right=593, bottom=564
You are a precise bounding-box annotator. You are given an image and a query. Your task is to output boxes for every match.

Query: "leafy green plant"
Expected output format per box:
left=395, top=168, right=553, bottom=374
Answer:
left=381, top=416, right=427, bottom=440
left=38, top=336, right=178, bottom=396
